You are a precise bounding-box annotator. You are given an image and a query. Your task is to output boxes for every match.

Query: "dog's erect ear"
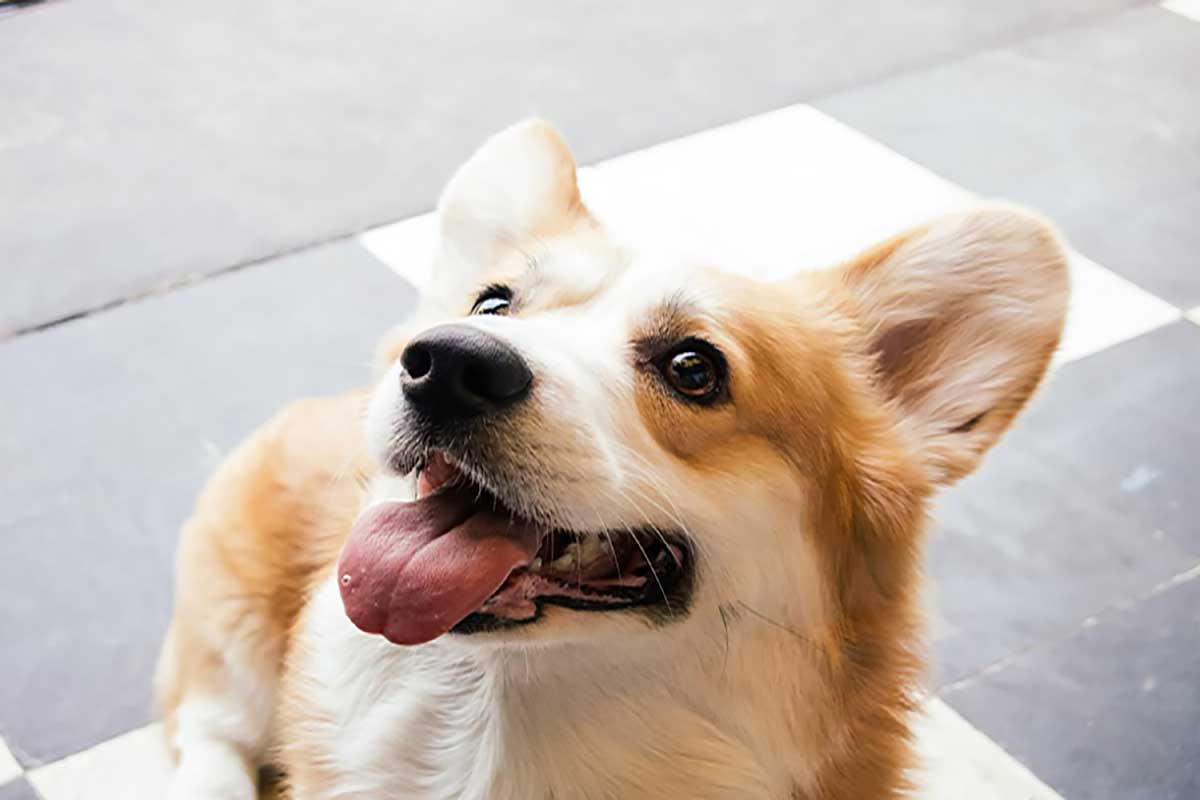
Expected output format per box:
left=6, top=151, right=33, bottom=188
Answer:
left=832, top=206, right=1070, bottom=485
left=431, top=119, right=584, bottom=301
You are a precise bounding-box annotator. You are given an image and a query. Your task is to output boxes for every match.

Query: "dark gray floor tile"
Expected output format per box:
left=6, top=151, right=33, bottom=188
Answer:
left=817, top=6, right=1200, bottom=307
left=926, top=321, right=1200, bottom=685
left=0, top=778, right=40, bottom=800
left=0, top=0, right=1143, bottom=333
left=943, top=571, right=1200, bottom=800
left=0, top=242, right=414, bottom=765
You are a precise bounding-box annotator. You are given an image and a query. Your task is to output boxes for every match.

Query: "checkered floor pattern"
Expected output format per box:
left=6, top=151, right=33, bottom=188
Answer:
left=1, top=2, right=1197, bottom=798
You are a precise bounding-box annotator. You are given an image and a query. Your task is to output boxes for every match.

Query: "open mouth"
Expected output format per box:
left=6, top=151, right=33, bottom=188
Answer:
left=337, top=451, right=691, bottom=646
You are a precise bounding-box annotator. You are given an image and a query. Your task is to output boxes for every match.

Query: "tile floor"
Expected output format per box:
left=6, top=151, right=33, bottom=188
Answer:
left=1, top=2, right=1196, bottom=798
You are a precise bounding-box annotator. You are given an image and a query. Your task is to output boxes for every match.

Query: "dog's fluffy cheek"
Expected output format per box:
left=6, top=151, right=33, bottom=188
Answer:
left=680, top=468, right=829, bottom=631
left=364, top=362, right=405, bottom=470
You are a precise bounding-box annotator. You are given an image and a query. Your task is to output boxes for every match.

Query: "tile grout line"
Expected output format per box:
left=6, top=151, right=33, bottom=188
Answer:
left=1148, top=560, right=1200, bottom=596
left=800, top=0, right=1164, bottom=107
left=940, top=558, right=1200, bottom=697
left=1, top=224, right=392, bottom=344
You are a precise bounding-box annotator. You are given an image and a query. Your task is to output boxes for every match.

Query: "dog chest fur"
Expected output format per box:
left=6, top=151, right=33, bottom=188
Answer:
left=282, top=578, right=798, bottom=799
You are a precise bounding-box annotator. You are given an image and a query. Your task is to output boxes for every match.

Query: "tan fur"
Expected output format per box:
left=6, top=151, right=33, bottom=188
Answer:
left=157, top=121, right=1069, bottom=800
left=156, top=393, right=372, bottom=753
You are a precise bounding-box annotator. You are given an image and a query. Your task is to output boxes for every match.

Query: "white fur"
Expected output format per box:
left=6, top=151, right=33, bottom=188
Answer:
left=288, top=578, right=802, bottom=799
left=163, top=604, right=279, bottom=798
left=166, top=695, right=263, bottom=800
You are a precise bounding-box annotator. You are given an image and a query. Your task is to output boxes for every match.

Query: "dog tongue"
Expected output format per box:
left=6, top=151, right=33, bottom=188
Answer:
left=338, top=484, right=543, bottom=645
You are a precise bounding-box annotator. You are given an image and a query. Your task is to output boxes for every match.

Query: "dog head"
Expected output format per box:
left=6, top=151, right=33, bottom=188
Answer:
left=338, top=120, right=1069, bottom=651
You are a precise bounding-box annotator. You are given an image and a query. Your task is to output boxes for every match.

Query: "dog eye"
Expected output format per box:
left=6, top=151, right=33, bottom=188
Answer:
left=659, top=341, right=725, bottom=403
left=471, top=285, right=512, bottom=316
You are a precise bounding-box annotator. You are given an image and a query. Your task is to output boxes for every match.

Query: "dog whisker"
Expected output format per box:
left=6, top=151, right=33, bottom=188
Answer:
left=735, top=601, right=814, bottom=648
left=718, top=604, right=733, bottom=677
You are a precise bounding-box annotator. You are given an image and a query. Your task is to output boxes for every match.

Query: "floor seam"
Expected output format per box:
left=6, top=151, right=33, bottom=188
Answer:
left=1, top=223, right=396, bottom=344
left=806, top=0, right=1158, bottom=109
left=938, top=557, right=1200, bottom=696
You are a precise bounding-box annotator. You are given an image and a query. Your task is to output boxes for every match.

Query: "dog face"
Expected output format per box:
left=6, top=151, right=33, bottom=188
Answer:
left=339, top=120, right=1069, bottom=649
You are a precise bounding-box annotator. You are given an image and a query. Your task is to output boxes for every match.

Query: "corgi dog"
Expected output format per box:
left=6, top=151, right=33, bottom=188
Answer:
left=156, top=120, right=1069, bottom=800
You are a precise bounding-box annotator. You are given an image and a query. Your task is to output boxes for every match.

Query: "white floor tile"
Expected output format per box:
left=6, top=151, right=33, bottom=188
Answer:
left=1163, top=0, right=1200, bottom=22
left=0, top=735, right=21, bottom=785
left=359, top=211, right=438, bottom=296
left=360, top=104, right=1178, bottom=366
left=1056, top=255, right=1181, bottom=365
left=915, top=698, right=1064, bottom=800
left=361, top=106, right=972, bottom=289
left=576, top=105, right=973, bottom=278
left=27, top=725, right=172, bottom=800
left=20, top=699, right=1058, bottom=799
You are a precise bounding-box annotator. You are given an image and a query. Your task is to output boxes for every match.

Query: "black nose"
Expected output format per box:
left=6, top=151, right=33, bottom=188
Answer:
left=400, top=324, right=533, bottom=421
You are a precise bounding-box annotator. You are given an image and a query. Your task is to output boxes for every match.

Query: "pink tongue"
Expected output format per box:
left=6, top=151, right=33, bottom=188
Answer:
left=337, top=485, right=543, bottom=645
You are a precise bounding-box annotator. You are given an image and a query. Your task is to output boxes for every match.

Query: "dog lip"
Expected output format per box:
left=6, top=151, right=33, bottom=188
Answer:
left=416, top=450, right=463, bottom=498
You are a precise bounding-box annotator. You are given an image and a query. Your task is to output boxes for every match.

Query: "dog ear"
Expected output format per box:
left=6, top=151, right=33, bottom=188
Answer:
left=430, top=119, right=585, bottom=302
left=832, top=206, right=1070, bottom=485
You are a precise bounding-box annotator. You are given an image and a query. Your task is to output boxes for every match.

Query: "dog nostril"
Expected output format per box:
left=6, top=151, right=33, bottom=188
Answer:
left=401, top=343, right=433, bottom=380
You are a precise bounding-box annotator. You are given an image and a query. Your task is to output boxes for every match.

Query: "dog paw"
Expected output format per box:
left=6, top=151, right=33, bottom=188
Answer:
left=167, top=761, right=258, bottom=800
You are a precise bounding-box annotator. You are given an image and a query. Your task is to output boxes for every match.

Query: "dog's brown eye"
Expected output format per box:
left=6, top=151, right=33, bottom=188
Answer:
left=664, top=348, right=721, bottom=401
left=471, top=285, right=512, bottom=316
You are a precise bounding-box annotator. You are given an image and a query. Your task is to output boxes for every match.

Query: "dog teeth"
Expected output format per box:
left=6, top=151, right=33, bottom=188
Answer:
left=546, top=537, right=606, bottom=572
left=578, top=536, right=605, bottom=565
left=547, top=542, right=578, bottom=572
left=529, top=557, right=543, bottom=573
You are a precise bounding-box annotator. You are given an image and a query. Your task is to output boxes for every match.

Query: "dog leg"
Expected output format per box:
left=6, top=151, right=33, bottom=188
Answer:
left=156, top=394, right=369, bottom=799
left=157, top=610, right=279, bottom=800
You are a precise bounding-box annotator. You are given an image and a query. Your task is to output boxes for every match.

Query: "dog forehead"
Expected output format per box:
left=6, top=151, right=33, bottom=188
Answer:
left=532, top=234, right=618, bottom=298
left=490, top=232, right=764, bottom=349
left=518, top=243, right=692, bottom=313
left=599, top=252, right=728, bottom=318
